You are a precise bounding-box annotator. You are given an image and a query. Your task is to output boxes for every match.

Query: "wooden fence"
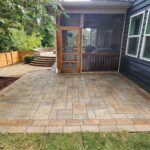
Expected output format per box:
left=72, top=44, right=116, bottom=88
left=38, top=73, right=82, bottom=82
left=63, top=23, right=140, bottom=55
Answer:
left=0, top=51, right=33, bottom=68
left=82, top=52, right=120, bottom=72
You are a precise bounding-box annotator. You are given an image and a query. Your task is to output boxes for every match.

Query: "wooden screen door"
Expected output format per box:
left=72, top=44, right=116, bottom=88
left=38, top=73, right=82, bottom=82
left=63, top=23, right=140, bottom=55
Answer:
left=60, top=27, right=81, bottom=73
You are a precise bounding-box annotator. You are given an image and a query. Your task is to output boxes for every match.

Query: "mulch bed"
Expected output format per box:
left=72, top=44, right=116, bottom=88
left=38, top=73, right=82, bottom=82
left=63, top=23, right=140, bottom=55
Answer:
left=0, top=77, right=19, bottom=91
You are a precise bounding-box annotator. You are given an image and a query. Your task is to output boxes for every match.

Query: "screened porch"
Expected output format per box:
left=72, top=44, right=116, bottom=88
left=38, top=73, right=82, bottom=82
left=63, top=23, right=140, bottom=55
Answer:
left=58, top=13, right=125, bottom=72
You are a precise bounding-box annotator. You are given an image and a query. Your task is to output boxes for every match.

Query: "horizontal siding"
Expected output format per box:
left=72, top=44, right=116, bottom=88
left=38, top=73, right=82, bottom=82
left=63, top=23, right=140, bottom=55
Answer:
left=120, top=0, right=150, bottom=92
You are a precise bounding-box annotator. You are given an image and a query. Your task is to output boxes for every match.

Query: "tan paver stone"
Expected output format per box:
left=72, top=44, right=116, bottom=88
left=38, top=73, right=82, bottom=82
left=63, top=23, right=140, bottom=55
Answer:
left=49, top=120, right=66, bottom=126
left=87, top=110, right=96, bottom=119
left=132, top=119, right=150, bottom=125
left=0, top=120, right=14, bottom=126
left=81, top=125, right=99, bottom=132
left=45, top=126, right=63, bottom=133
left=96, top=114, right=112, bottom=119
left=34, top=111, right=51, bottom=120
left=117, top=125, right=136, bottom=132
left=49, top=109, right=57, bottom=119
left=84, top=120, right=100, bottom=125
left=111, top=114, right=127, bottom=119
left=0, top=126, right=9, bottom=133
left=99, top=125, right=118, bottom=132
left=116, top=119, right=133, bottom=125
left=73, top=102, right=87, bottom=115
left=115, top=106, right=137, bottom=114
left=8, top=126, right=27, bottom=133
left=11, top=120, right=33, bottom=126
left=63, top=126, right=81, bottom=133
left=100, top=119, right=116, bottom=125
left=57, top=110, right=72, bottom=120
left=126, top=114, right=135, bottom=119
left=134, top=125, right=150, bottom=132
left=80, top=99, right=91, bottom=103
left=79, top=90, right=90, bottom=99
left=66, top=102, right=72, bottom=109
left=95, top=109, right=110, bottom=117
left=13, top=110, right=36, bottom=119
left=53, top=101, right=66, bottom=109
left=67, top=120, right=83, bottom=126
left=86, top=102, right=100, bottom=110
left=27, top=126, right=45, bottom=133
left=73, top=114, right=88, bottom=119
left=33, top=120, right=49, bottom=126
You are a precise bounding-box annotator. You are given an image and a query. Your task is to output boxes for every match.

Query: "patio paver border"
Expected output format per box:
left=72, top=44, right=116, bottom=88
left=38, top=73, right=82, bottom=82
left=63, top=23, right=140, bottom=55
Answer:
left=0, top=119, right=150, bottom=133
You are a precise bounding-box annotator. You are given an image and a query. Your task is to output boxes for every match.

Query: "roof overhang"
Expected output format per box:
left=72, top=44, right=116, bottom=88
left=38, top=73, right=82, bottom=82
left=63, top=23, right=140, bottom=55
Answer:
left=46, top=1, right=131, bottom=14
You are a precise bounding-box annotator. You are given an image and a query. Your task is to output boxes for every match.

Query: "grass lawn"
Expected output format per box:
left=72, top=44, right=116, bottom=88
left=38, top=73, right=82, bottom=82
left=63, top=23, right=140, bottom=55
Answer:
left=0, top=132, right=150, bottom=150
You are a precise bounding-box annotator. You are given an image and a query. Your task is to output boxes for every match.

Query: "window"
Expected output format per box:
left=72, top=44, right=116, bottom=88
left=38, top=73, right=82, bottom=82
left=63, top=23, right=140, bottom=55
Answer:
left=140, top=9, right=150, bottom=61
left=126, top=12, right=144, bottom=57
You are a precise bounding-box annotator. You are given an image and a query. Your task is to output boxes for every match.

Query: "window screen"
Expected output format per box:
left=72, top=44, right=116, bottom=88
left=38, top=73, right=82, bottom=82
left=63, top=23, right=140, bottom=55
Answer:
left=60, top=13, right=81, bottom=27
left=83, top=14, right=124, bottom=53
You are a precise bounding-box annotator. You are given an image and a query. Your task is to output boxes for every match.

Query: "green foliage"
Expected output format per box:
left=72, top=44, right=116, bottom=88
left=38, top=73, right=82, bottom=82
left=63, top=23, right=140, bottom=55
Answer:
left=0, top=133, right=150, bottom=150
left=0, top=0, right=64, bottom=52
left=10, top=29, right=43, bottom=51
left=24, top=55, right=34, bottom=64
left=0, top=33, right=12, bottom=52
left=42, top=26, right=56, bottom=47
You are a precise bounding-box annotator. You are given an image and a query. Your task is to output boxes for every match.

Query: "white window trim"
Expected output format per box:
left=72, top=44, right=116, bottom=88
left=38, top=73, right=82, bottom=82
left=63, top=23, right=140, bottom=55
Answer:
left=140, top=8, right=150, bottom=62
left=125, top=11, right=145, bottom=58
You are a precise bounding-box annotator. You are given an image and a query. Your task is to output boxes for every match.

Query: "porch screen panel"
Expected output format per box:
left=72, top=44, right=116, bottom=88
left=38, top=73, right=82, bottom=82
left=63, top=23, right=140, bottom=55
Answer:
left=82, top=14, right=124, bottom=71
left=60, top=13, right=81, bottom=27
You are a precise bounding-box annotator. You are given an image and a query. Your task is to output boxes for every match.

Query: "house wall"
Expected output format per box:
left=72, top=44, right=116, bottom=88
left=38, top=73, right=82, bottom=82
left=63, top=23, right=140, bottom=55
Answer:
left=120, top=0, right=150, bottom=92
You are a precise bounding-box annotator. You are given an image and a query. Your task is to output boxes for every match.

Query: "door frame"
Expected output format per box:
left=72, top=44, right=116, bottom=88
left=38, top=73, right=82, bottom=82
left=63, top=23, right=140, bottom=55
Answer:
left=59, top=27, right=82, bottom=73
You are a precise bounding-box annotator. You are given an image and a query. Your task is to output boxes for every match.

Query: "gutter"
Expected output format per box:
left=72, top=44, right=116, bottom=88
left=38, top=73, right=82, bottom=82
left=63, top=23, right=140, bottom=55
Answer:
left=46, top=1, right=131, bottom=9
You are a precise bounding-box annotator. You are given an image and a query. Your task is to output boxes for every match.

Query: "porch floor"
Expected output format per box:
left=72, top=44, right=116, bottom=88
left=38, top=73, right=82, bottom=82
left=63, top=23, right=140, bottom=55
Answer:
left=0, top=70, right=150, bottom=133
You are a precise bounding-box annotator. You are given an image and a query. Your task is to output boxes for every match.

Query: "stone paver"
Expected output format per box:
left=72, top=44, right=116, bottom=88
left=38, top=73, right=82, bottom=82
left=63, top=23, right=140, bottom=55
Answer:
left=8, top=126, right=27, bottom=133
left=117, top=125, right=136, bottom=132
left=0, top=63, right=50, bottom=77
left=99, top=126, right=118, bottom=132
left=45, top=126, right=63, bottom=133
left=27, top=126, right=45, bottom=133
left=81, top=125, right=99, bottom=132
left=64, top=126, right=81, bottom=133
left=0, top=70, right=149, bottom=133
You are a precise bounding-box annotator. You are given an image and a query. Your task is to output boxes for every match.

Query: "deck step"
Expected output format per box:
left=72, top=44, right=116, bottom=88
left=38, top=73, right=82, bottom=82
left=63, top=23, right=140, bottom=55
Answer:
left=30, top=56, right=56, bottom=67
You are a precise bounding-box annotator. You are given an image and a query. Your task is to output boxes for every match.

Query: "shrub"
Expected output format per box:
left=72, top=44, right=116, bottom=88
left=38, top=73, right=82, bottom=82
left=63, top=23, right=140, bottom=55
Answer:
left=10, top=29, right=43, bottom=51
left=24, top=55, right=34, bottom=64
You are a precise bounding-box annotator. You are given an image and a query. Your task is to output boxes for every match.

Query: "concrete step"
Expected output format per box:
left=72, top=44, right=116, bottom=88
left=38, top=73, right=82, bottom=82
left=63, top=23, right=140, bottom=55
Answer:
left=32, top=60, right=55, bottom=63
left=30, top=63, right=51, bottom=67
left=37, top=56, right=56, bottom=59
left=30, top=56, right=56, bottom=67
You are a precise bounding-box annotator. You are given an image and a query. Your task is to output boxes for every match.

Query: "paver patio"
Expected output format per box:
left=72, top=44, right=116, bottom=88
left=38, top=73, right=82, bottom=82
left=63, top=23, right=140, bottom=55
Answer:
left=0, top=69, right=150, bottom=133
left=0, top=63, right=50, bottom=77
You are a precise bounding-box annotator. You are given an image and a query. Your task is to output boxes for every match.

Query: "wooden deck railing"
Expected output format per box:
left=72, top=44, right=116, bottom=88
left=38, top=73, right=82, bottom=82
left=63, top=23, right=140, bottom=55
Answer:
left=82, top=52, right=120, bottom=72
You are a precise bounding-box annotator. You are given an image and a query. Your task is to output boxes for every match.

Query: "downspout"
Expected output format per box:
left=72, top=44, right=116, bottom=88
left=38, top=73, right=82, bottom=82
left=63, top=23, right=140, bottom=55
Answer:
left=118, top=12, right=127, bottom=72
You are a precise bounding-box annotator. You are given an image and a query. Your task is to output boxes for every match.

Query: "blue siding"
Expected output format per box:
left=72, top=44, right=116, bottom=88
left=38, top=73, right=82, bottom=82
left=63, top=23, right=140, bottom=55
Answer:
left=120, top=0, right=150, bottom=92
